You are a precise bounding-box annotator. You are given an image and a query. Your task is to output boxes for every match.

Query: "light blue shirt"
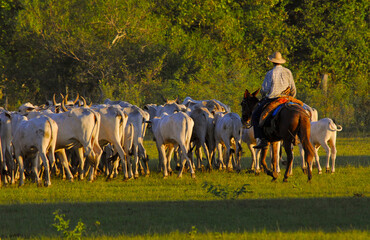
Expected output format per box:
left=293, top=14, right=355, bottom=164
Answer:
left=261, top=65, right=296, bottom=99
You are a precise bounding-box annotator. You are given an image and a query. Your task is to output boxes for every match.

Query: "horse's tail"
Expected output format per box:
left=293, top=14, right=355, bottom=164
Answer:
left=297, top=110, right=315, bottom=158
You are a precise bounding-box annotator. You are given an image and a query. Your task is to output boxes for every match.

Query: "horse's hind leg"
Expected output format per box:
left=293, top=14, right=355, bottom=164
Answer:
left=283, top=141, right=294, bottom=182
left=270, top=142, right=279, bottom=180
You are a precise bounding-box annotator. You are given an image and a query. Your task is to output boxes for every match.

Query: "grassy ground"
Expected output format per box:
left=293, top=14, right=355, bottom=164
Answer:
left=0, top=137, right=368, bottom=239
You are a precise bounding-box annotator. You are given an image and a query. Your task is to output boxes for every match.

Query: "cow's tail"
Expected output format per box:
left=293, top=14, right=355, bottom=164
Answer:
left=328, top=118, right=343, bottom=132
left=45, top=116, right=56, bottom=166
left=85, top=109, right=101, bottom=165
left=185, top=117, right=194, bottom=153
left=45, top=117, right=54, bottom=149
left=88, top=109, right=100, bottom=145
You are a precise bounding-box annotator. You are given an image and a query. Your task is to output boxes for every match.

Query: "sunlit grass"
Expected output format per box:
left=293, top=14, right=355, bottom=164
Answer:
left=0, top=137, right=368, bottom=239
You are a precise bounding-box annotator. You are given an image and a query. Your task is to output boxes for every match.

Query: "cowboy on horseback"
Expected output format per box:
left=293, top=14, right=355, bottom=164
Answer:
left=252, top=51, right=296, bottom=149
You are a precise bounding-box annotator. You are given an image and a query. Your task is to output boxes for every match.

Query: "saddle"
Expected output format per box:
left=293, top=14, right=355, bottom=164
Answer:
left=259, top=96, right=303, bottom=127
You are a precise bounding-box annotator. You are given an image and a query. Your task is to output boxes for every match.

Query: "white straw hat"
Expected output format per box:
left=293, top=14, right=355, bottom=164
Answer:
left=268, top=51, right=286, bottom=64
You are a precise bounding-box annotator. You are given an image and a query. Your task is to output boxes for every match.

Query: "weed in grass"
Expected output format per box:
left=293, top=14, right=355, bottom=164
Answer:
left=53, top=209, right=85, bottom=239
left=202, top=182, right=253, bottom=200
left=189, top=226, right=198, bottom=239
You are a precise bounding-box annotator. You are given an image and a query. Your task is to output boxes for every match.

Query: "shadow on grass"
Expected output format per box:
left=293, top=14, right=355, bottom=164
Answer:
left=241, top=155, right=370, bottom=170
left=0, top=197, right=368, bottom=238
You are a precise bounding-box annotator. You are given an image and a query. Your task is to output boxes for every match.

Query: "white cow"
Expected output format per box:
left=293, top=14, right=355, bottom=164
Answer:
left=182, top=97, right=230, bottom=113
left=92, top=104, right=129, bottom=179
left=121, top=105, right=150, bottom=178
left=18, top=102, right=38, bottom=115
left=149, top=112, right=195, bottom=178
left=0, top=110, right=14, bottom=185
left=144, top=102, right=188, bottom=171
left=213, top=112, right=243, bottom=171
left=300, top=118, right=342, bottom=174
left=11, top=114, right=58, bottom=187
left=302, top=103, right=318, bottom=122
left=188, top=106, right=215, bottom=170
left=143, top=103, right=160, bottom=120
left=28, top=107, right=102, bottom=181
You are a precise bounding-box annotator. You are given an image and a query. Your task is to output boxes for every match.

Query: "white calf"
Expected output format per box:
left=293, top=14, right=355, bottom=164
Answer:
left=300, top=118, right=342, bottom=173
left=213, top=112, right=243, bottom=171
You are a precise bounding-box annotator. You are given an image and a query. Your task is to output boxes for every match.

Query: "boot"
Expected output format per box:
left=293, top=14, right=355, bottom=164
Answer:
left=254, top=138, right=268, bottom=149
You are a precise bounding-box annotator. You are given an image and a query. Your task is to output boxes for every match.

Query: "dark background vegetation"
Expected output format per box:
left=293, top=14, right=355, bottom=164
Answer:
left=1, top=0, right=368, bottom=135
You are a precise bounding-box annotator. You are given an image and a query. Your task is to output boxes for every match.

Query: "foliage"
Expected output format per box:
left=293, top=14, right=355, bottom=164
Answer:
left=202, top=181, right=252, bottom=200
left=0, top=0, right=368, bottom=134
left=52, top=209, right=85, bottom=239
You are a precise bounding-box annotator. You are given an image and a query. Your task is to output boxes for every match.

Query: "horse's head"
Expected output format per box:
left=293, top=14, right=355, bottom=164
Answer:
left=240, top=89, right=260, bottom=127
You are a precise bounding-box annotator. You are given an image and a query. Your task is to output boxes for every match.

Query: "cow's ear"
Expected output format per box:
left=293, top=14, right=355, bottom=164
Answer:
left=252, top=89, right=260, bottom=97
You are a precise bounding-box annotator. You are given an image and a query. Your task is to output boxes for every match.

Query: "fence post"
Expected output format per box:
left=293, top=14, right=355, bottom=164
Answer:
left=321, top=73, right=328, bottom=96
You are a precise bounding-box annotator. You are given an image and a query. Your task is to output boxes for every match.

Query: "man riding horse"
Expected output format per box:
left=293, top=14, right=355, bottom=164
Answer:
left=252, top=51, right=296, bottom=149
left=241, top=52, right=315, bottom=182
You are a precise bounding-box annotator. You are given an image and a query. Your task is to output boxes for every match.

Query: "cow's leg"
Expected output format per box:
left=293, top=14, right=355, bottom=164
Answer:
left=15, top=154, right=25, bottom=187
left=76, top=147, right=85, bottom=180
left=195, top=146, right=201, bottom=170
left=5, top=149, right=14, bottom=185
left=275, top=141, right=281, bottom=174
left=202, top=142, right=211, bottom=171
left=224, top=142, right=233, bottom=171
left=119, top=151, right=129, bottom=180
left=178, top=145, right=195, bottom=178
left=298, top=143, right=307, bottom=173
left=159, top=145, right=168, bottom=178
left=113, top=157, right=120, bottom=178
left=112, top=140, right=128, bottom=179
left=132, top=144, right=139, bottom=178
left=321, top=141, right=331, bottom=173
left=247, top=144, right=256, bottom=171
left=126, top=152, right=134, bottom=179
left=287, top=143, right=294, bottom=176
left=255, top=148, right=261, bottom=174
left=47, top=149, right=56, bottom=173
left=314, top=145, right=322, bottom=174
left=56, top=150, right=74, bottom=181
left=328, top=139, right=337, bottom=173
left=31, top=154, right=41, bottom=186
left=40, top=152, right=51, bottom=187
left=166, top=146, right=174, bottom=174
left=235, top=141, right=242, bottom=172
left=217, top=143, right=225, bottom=170
left=138, top=143, right=150, bottom=176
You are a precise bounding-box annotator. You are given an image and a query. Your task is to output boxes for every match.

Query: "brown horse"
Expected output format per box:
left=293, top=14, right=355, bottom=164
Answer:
left=240, top=89, right=315, bottom=182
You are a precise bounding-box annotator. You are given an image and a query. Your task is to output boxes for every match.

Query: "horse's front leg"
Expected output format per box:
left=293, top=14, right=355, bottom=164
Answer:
left=259, top=145, right=273, bottom=178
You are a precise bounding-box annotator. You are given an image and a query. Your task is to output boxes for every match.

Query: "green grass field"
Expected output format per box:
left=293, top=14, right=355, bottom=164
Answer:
left=0, top=137, right=369, bottom=239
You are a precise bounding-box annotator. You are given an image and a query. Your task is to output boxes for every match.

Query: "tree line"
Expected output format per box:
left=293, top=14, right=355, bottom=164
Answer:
left=0, top=0, right=368, bottom=135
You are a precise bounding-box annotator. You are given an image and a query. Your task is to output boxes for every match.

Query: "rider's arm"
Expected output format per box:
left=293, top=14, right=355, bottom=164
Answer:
left=288, top=69, right=296, bottom=97
left=261, top=70, right=273, bottom=98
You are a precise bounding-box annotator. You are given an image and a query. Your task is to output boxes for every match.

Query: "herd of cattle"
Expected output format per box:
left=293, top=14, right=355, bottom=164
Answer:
left=0, top=94, right=342, bottom=187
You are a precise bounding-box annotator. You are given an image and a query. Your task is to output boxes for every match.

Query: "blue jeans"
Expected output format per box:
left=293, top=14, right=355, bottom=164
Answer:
left=251, top=98, right=276, bottom=139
